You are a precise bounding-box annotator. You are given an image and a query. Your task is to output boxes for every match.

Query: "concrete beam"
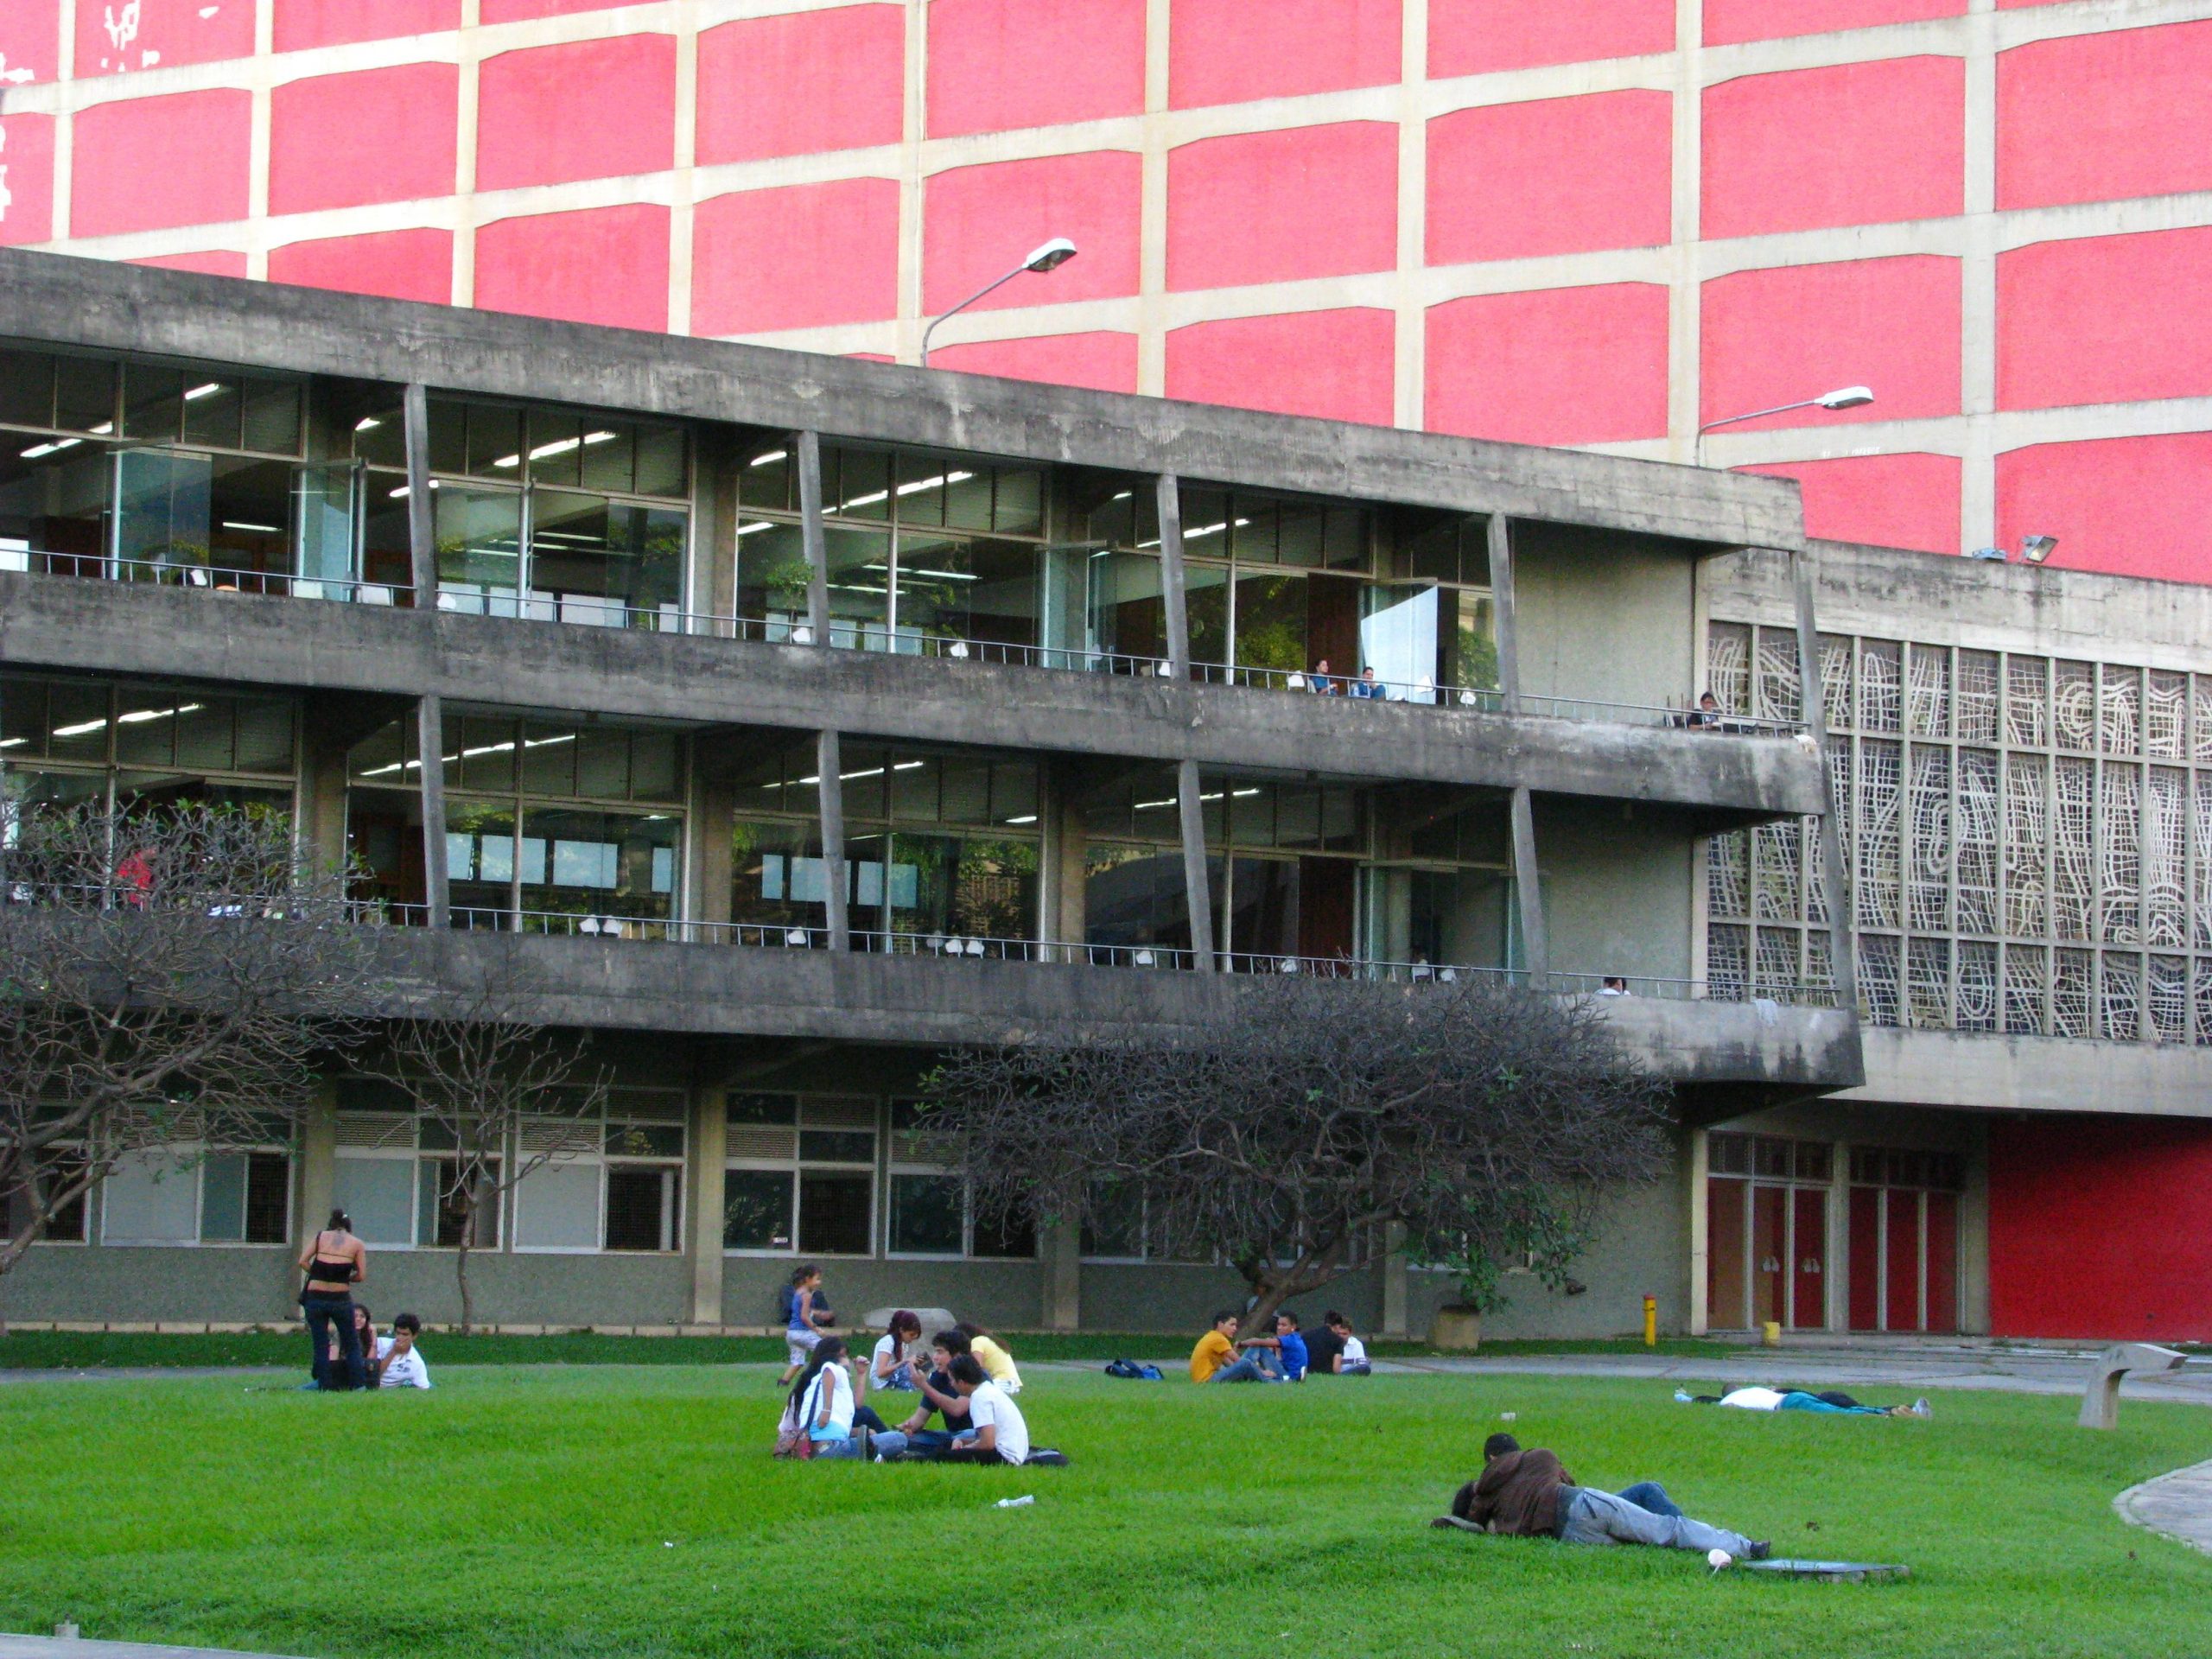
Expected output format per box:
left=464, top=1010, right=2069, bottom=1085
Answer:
left=0, top=247, right=1802, bottom=550
left=1842, top=1027, right=2212, bottom=1118
left=0, top=576, right=1828, bottom=818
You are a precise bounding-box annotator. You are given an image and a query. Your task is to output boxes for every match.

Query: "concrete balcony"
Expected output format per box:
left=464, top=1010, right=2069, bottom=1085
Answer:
left=0, top=572, right=1827, bottom=819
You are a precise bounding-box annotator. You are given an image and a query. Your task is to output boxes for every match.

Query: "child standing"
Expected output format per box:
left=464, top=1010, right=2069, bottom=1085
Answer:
left=777, top=1264, right=835, bottom=1388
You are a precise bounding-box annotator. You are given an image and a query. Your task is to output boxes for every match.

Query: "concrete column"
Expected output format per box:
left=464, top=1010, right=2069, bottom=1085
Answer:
left=685, top=1086, right=728, bottom=1327
left=798, top=430, right=828, bottom=644
left=402, top=383, right=435, bottom=604
left=1959, top=1118, right=1992, bottom=1337
left=694, top=770, right=736, bottom=932
left=1510, top=786, right=1546, bottom=986
left=1177, top=757, right=1216, bottom=970
left=1686, top=1126, right=1710, bottom=1337
left=1380, top=1221, right=1409, bottom=1340
left=1054, top=776, right=1090, bottom=952
left=416, top=693, right=450, bottom=927
left=1790, top=548, right=1859, bottom=1031
left=1156, top=474, right=1191, bottom=680
left=817, top=728, right=850, bottom=950
left=1827, top=1135, right=1851, bottom=1333
left=300, top=731, right=350, bottom=877
left=296, top=1079, right=338, bottom=1258
left=1040, top=1217, right=1082, bottom=1332
left=1488, top=513, right=1521, bottom=713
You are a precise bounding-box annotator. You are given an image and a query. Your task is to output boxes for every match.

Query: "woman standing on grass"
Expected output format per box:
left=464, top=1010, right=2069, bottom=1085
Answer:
left=297, top=1209, right=367, bottom=1391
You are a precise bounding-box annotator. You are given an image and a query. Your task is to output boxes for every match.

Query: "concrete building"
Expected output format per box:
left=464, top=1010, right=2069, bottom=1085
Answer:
left=2, top=0, right=2209, bottom=582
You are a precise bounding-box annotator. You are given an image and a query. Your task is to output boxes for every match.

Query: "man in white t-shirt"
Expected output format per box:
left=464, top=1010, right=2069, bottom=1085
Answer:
left=373, top=1313, right=432, bottom=1389
left=943, top=1354, right=1029, bottom=1465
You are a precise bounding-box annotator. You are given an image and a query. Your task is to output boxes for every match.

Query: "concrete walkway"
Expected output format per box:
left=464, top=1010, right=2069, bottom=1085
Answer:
left=2116, top=1458, right=2212, bottom=1555
left=0, top=1641, right=304, bottom=1659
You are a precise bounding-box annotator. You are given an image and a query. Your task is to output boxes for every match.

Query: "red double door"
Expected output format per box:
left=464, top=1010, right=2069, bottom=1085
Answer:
left=1708, top=1179, right=1827, bottom=1332
left=1847, top=1185, right=1959, bottom=1334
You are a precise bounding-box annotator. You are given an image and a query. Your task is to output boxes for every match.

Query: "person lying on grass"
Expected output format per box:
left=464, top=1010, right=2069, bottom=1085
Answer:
left=1190, top=1311, right=1284, bottom=1382
left=1433, top=1433, right=1768, bottom=1561
left=894, top=1331, right=976, bottom=1455
left=1696, top=1385, right=1929, bottom=1418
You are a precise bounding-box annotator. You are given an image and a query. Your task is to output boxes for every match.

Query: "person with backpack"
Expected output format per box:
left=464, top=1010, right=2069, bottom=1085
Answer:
left=777, top=1264, right=835, bottom=1389
left=781, top=1338, right=906, bottom=1461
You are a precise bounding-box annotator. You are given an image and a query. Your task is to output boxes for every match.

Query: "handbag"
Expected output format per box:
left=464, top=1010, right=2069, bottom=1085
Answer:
left=773, top=1395, right=814, bottom=1459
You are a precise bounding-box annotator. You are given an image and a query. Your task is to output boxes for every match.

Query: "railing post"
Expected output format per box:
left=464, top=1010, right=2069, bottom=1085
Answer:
left=403, top=383, right=436, bottom=604
left=817, top=728, right=849, bottom=951
left=417, top=692, right=450, bottom=928
left=1488, top=512, right=1520, bottom=715
left=798, top=430, right=829, bottom=645
left=1790, top=547, right=1859, bottom=1024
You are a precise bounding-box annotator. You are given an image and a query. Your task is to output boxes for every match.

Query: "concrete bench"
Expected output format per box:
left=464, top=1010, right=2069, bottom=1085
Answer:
left=2079, top=1342, right=2186, bottom=1429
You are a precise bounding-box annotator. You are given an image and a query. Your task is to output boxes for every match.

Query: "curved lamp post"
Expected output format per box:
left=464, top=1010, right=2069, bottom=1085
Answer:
left=919, top=238, right=1077, bottom=367
left=1695, top=385, right=1873, bottom=467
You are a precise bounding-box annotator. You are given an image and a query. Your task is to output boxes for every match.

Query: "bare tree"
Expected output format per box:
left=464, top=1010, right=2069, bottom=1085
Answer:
left=0, top=803, right=370, bottom=1313
left=366, top=965, right=609, bottom=1335
left=926, top=977, right=1672, bottom=1335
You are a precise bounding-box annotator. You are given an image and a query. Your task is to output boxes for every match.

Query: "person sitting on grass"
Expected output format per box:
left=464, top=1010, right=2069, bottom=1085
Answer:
left=868, top=1311, right=926, bottom=1394
left=778, top=1264, right=836, bottom=1389
left=1433, top=1433, right=1768, bottom=1561
left=1312, top=1313, right=1370, bottom=1375
left=941, top=1354, right=1029, bottom=1465
left=1705, top=1384, right=1929, bottom=1418
left=1236, top=1311, right=1309, bottom=1380
left=955, top=1321, right=1023, bottom=1393
left=894, top=1330, right=977, bottom=1456
left=372, top=1312, right=432, bottom=1390
left=788, top=1338, right=906, bottom=1461
left=1189, top=1311, right=1283, bottom=1383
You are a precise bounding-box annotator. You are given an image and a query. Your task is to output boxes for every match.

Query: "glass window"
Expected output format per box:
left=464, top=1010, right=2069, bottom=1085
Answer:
left=606, top=1166, right=678, bottom=1252
left=529, top=490, right=685, bottom=626
left=518, top=806, right=678, bottom=924
left=1186, top=563, right=1229, bottom=668
left=887, top=1173, right=963, bottom=1255
left=181, top=377, right=242, bottom=450
left=526, top=410, right=583, bottom=488
left=113, top=448, right=212, bottom=575
left=723, top=1169, right=794, bottom=1250
left=798, top=1172, right=872, bottom=1256
left=0, top=440, right=112, bottom=565
left=446, top=801, right=517, bottom=916
left=735, top=519, right=810, bottom=635
left=824, top=524, right=892, bottom=649
left=467, top=404, right=524, bottom=479
left=0, top=346, right=58, bottom=427
left=1233, top=569, right=1306, bottom=676
left=732, top=818, right=827, bottom=931
left=1087, top=551, right=1166, bottom=664
left=635, top=424, right=686, bottom=498
left=433, top=486, right=524, bottom=611
left=122, top=363, right=183, bottom=443
left=241, top=378, right=303, bottom=456
left=828, top=446, right=891, bottom=521
left=739, top=442, right=792, bottom=512
left=512, top=1160, right=601, bottom=1249
left=54, top=355, right=118, bottom=435
left=972, top=1206, right=1035, bottom=1260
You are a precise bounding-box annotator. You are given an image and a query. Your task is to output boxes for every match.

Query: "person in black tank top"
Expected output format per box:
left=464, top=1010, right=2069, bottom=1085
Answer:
left=297, top=1209, right=368, bottom=1389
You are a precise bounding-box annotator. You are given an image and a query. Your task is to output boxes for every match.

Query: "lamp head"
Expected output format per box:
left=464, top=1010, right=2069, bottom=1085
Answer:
left=2022, top=533, right=2058, bottom=564
left=1815, top=385, right=1875, bottom=410
left=1024, top=237, right=1078, bottom=273
left=1967, top=545, right=2007, bottom=563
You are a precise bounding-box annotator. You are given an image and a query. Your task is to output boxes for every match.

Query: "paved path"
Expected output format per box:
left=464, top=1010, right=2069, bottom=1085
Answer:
left=0, top=1640, right=304, bottom=1659
left=2116, top=1457, right=2212, bottom=1555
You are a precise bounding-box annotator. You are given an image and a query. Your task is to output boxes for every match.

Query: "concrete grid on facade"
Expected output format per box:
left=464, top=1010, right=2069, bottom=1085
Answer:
left=2, top=0, right=2209, bottom=582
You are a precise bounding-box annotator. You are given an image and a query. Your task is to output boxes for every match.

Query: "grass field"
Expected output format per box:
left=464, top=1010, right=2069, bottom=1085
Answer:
left=2, top=1363, right=2208, bottom=1659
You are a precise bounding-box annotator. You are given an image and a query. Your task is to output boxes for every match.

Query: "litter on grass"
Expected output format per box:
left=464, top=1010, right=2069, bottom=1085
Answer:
left=1740, top=1559, right=1910, bottom=1582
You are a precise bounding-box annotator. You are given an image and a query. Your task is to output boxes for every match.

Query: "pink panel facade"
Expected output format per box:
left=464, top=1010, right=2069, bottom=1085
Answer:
left=696, top=7, right=904, bottom=164
left=1739, top=454, right=1962, bottom=556
left=73, top=90, right=251, bottom=238
left=0, top=114, right=55, bottom=247
left=130, top=251, right=248, bottom=276
left=474, top=203, right=671, bottom=334
left=0, top=3, right=59, bottom=86
left=1998, top=22, right=2212, bottom=211
left=476, top=36, right=676, bottom=193
left=270, top=64, right=459, bottom=216
left=480, top=0, right=624, bottom=20
left=931, top=332, right=1139, bottom=395
left=1427, top=91, right=1670, bottom=265
left=692, top=179, right=900, bottom=335
left=76, top=0, right=253, bottom=75
left=1166, top=309, right=1395, bottom=426
left=1997, top=434, right=2212, bottom=582
left=273, top=0, right=460, bottom=52
left=1704, top=0, right=1961, bottom=47
left=1170, top=0, right=1402, bottom=109
left=1999, top=229, right=2212, bottom=412
left=1425, top=284, right=1669, bottom=446
left=1700, top=256, right=1961, bottom=429
left=1704, top=58, right=1963, bottom=238
left=269, top=229, right=454, bottom=305
left=1168, top=123, right=1396, bottom=291
left=927, top=0, right=1144, bottom=138
left=1429, top=0, right=1673, bottom=77
left=924, top=151, right=1141, bottom=314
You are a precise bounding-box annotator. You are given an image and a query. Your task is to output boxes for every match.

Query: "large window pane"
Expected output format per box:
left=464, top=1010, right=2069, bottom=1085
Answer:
left=887, top=1173, right=963, bottom=1255
left=1446, top=589, right=1500, bottom=692
left=447, top=800, right=517, bottom=918
left=513, top=1159, right=602, bottom=1249
left=732, top=818, right=827, bottom=931
left=528, top=489, right=685, bottom=627
left=0, top=442, right=111, bottom=567
left=1233, top=569, right=1306, bottom=676
left=798, top=1171, right=872, bottom=1256
left=824, top=524, right=892, bottom=649
left=434, top=486, right=523, bottom=613
left=1088, top=550, right=1166, bottom=665
left=519, top=806, right=679, bottom=924
left=101, top=1150, right=198, bottom=1243
left=606, top=1166, right=677, bottom=1251
left=723, top=1169, right=794, bottom=1250
left=1186, top=563, right=1229, bottom=668
left=1086, top=842, right=1193, bottom=954
left=206, top=457, right=296, bottom=587
left=1226, top=855, right=1300, bottom=957
left=332, top=1157, right=414, bottom=1246
left=114, top=448, right=212, bottom=577
left=735, top=520, right=810, bottom=635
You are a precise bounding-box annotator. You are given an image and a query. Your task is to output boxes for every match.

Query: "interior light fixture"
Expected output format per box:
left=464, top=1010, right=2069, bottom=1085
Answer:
left=183, top=382, right=226, bottom=402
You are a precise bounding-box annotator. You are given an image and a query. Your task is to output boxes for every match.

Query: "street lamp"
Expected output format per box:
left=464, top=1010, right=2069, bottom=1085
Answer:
left=1695, top=385, right=1873, bottom=467
left=919, top=237, right=1078, bottom=367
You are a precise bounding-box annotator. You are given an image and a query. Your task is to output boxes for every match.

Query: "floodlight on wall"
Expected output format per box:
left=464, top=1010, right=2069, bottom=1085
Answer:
left=1968, top=545, right=2007, bottom=563
left=2022, top=533, right=2059, bottom=564
left=1695, top=385, right=1875, bottom=466
left=919, top=237, right=1080, bottom=366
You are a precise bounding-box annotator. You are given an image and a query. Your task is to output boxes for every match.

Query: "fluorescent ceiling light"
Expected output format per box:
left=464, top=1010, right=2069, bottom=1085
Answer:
left=748, top=450, right=786, bottom=467
left=220, top=521, right=282, bottom=534
left=1004, top=815, right=1038, bottom=825
left=184, top=382, right=226, bottom=402
left=736, top=521, right=779, bottom=537
left=355, top=417, right=382, bottom=432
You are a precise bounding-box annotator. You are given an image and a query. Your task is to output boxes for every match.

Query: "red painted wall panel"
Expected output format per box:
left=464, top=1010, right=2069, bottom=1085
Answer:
left=1999, top=229, right=2212, bottom=412
left=1166, top=308, right=1395, bottom=426
left=1705, top=0, right=1961, bottom=46
left=924, top=151, right=1141, bottom=315
left=0, top=114, right=55, bottom=246
left=130, top=250, right=248, bottom=276
left=696, top=7, right=904, bottom=164
left=692, top=178, right=899, bottom=335
left=1168, top=123, right=1396, bottom=291
left=476, top=36, right=675, bottom=192
left=1170, top=0, right=1401, bottom=109
left=1995, top=433, right=2212, bottom=582
left=1998, top=22, right=2212, bottom=211
left=270, top=64, right=458, bottom=216
left=474, top=203, right=670, bottom=334
left=931, top=332, right=1139, bottom=395
left=1739, top=454, right=1961, bottom=555
left=1701, top=256, right=1961, bottom=429
left=1705, top=58, right=1962, bottom=238
left=480, top=0, right=623, bottom=20
left=1989, top=1116, right=2212, bottom=1342
left=75, top=0, right=253, bottom=75
left=73, top=90, right=251, bottom=238
left=274, top=0, right=460, bottom=52
left=1425, top=284, right=1669, bottom=446
left=927, top=0, right=1144, bottom=138
left=0, top=3, right=60, bottom=86
left=269, top=228, right=454, bottom=304
left=1427, top=91, right=1670, bottom=264
left=1429, top=0, right=1672, bottom=76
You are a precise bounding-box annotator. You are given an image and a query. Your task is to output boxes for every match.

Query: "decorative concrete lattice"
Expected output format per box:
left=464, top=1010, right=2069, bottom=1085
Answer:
left=1706, top=622, right=2212, bottom=1044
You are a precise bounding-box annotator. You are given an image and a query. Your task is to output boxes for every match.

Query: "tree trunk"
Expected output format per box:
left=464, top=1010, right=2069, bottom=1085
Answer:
left=1235, top=1237, right=1351, bottom=1338
left=455, top=1198, right=476, bottom=1338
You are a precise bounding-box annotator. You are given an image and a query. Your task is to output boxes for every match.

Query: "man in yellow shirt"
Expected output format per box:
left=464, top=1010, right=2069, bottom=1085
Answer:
left=1189, top=1310, right=1279, bottom=1382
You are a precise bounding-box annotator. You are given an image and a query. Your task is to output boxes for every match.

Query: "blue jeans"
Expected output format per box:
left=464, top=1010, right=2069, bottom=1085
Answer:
left=1211, top=1354, right=1274, bottom=1382
left=1779, top=1391, right=1889, bottom=1414
left=302, top=1292, right=365, bottom=1391
left=1616, top=1482, right=1685, bottom=1518
left=811, top=1429, right=909, bottom=1460
left=1560, top=1488, right=1751, bottom=1556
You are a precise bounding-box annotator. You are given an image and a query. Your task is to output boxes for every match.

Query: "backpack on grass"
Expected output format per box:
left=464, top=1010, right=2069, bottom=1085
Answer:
left=1103, top=1358, right=1163, bottom=1381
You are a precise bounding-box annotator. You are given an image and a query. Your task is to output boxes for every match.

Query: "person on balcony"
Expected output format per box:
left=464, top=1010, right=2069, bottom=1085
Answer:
left=1350, top=665, right=1388, bottom=700
left=1307, top=659, right=1342, bottom=696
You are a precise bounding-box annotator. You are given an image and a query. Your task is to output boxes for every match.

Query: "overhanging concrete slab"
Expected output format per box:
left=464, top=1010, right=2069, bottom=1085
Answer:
left=1840, top=1027, right=2212, bottom=1117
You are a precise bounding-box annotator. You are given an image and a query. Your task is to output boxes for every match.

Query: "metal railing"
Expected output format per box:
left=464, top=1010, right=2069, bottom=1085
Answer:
left=10, top=550, right=1808, bottom=734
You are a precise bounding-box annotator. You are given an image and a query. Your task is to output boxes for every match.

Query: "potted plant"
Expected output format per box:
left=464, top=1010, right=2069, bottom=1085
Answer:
left=1427, top=1191, right=1597, bottom=1352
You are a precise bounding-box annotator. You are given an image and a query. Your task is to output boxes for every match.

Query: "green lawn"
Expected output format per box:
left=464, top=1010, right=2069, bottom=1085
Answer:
left=3, top=1365, right=2208, bottom=1659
